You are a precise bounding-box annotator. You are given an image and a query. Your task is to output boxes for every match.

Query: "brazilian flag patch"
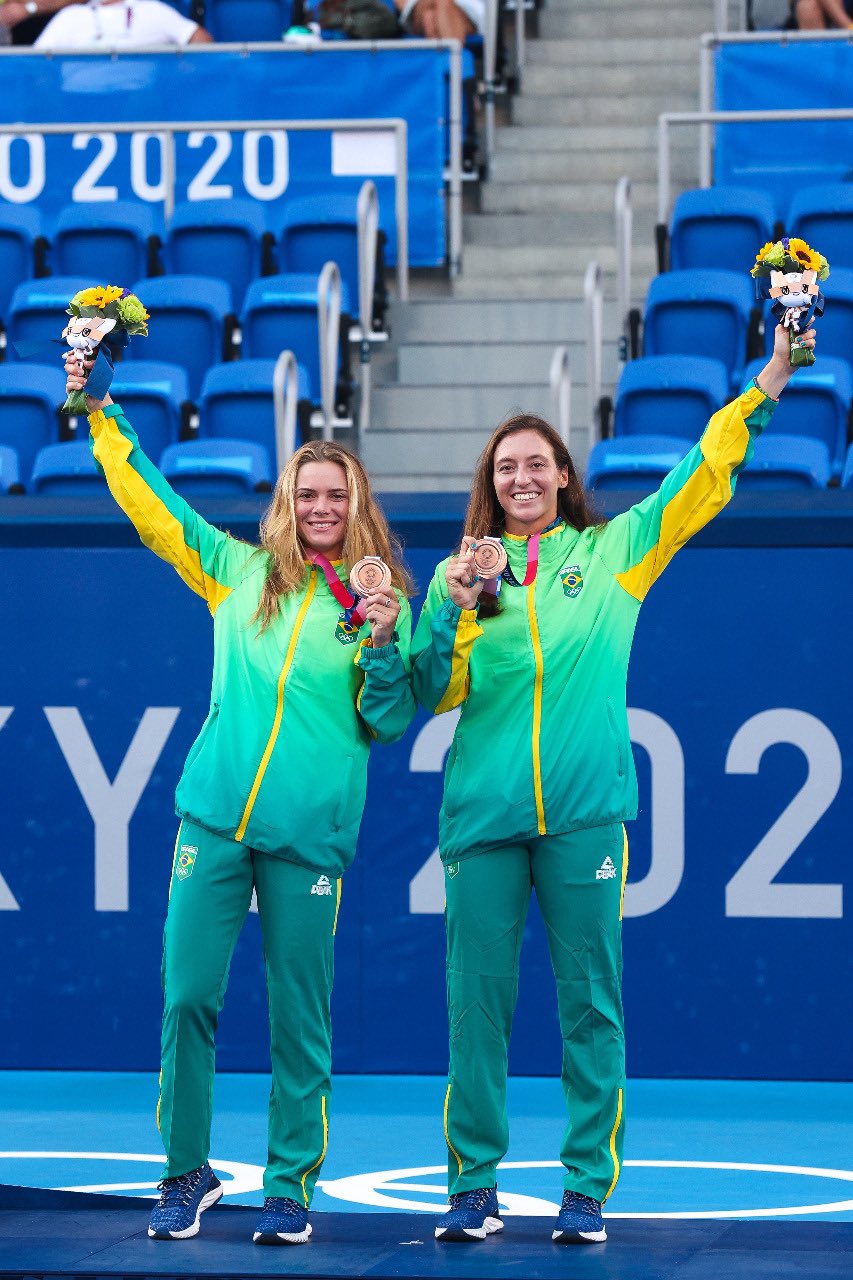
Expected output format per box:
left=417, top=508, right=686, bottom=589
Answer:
left=176, top=844, right=198, bottom=881
left=335, top=612, right=360, bottom=645
left=560, top=565, right=583, bottom=598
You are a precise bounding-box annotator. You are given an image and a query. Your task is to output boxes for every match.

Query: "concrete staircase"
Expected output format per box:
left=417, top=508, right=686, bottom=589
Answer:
left=362, top=0, right=715, bottom=492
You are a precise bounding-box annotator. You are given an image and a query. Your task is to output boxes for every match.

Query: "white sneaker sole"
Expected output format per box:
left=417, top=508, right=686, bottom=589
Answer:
left=148, top=1182, right=224, bottom=1240
left=435, top=1215, right=504, bottom=1241
left=254, top=1222, right=313, bottom=1246
left=552, top=1225, right=607, bottom=1243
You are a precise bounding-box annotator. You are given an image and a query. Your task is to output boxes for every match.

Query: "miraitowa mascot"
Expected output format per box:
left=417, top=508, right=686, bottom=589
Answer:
left=750, top=237, right=829, bottom=367
left=61, top=285, right=149, bottom=413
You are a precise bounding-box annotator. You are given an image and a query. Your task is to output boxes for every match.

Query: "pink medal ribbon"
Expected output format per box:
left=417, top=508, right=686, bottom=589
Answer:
left=309, top=554, right=368, bottom=626
left=481, top=532, right=541, bottom=595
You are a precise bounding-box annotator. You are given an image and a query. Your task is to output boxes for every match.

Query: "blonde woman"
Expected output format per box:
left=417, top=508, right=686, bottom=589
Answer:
left=66, top=358, right=416, bottom=1246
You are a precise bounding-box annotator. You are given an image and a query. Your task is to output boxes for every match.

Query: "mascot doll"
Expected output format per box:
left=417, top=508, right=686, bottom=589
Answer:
left=751, top=237, right=829, bottom=367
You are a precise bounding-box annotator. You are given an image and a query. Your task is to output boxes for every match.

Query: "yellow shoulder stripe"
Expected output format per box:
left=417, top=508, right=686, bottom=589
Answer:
left=436, top=608, right=482, bottom=715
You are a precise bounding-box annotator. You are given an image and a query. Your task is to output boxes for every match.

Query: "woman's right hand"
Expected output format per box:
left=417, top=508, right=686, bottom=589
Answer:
left=64, top=351, right=112, bottom=412
left=445, top=536, right=484, bottom=610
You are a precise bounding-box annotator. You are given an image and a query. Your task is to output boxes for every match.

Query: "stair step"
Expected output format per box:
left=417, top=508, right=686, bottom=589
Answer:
left=481, top=182, right=666, bottom=215
left=387, top=298, right=590, bottom=342
left=488, top=151, right=699, bottom=185
left=461, top=244, right=655, bottom=285
left=495, top=124, right=694, bottom=152
left=370, top=383, right=564, bottom=428
left=451, top=274, right=651, bottom=302
left=464, top=210, right=665, bottom=245
left=513, top=93, right=698, bottom=126
left=539, top=8, right=712, bottom=38
left=522, top=63, right=698, bottom=96
left=544, top=0, right=712, bottom=10
left=525, top=36, right=702, bottom=65
left=395, top=341, right=618, bottom=387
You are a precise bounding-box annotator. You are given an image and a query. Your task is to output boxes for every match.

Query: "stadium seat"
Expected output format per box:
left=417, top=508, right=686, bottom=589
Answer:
left=280, top=196, right=364, bottom=326
left=198, top=359, right=310, bottom=461
left=0, top=363, right=67, bottom=485
left=110, top=361, right=191, bottom=463
left=53, top=202, right=161, bottom=283
left=764, top=267, right=853, bottom=367
left=240, top=274, right=351, bottom=400
left=0, top=208, right=46, bottom=323
left=614, top=355, right=730, bottom=439
left=669, top=187, right=777, bottom=273
left=6, top=277, right=91, bottom=358
left=204, top=0, right=292, bottom=40
left=788, top=183, right=853, bottom=271
left=30, top=441, right=104, bottom=495
left=743, top=355, right=851, bottom=479
left=586, top=435, right=693, bottom=492
left=128, top=276, right=235, bottom=399
left=842, top=445, right=853, bottom=490
left=165, top=200, right=273, bottom=314
left=643, top=270, right=755, bottom=388
left=160, top=438, right=273, bottom=496
left=737, top=435, right=831, bottom=490
left=0, top=445, right=23, bottom=494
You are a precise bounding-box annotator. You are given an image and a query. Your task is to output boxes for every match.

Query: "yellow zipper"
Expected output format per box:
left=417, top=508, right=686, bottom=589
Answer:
left=235, top=569, right=317, bottom=842
left=526, top=580, right=546, bottom=835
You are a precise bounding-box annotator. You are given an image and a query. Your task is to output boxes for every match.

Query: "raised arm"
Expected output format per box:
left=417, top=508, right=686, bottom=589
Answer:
left=594, top=323, right=814, bottom=603
left=355, top=593, right=417, bottom=744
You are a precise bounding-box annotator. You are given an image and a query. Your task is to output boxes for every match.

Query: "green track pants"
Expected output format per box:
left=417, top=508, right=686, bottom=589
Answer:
left=443, top=822, right=627, bottom=1204
left=157, top=819, right=340, bottom=1204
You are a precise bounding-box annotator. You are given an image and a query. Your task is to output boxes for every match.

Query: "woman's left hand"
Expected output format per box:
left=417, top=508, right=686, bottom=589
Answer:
left=364, top=590, right=400, bottom=648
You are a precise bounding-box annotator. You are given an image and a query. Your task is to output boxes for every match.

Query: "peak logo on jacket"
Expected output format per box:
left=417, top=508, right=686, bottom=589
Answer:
left=311, top=875, right=334, bottom=896
left=596, top=856, right=617, bottom=881
left=560, top=565, right=583, bottom=598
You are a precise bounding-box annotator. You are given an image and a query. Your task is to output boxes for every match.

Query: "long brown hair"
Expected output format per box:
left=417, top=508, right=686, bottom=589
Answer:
left=464, top=413, right=604, bottom=616
left=253, top=440, right=414, bottom=631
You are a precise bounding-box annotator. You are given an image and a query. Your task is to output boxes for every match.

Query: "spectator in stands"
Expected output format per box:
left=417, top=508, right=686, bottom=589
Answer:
left=0, top=0, right=82, bottom=45
left=34, top=0, right=213, bottom=48
left=395, top=0, right=484, bottom=40
left=794, top=0, right=853, bottom=27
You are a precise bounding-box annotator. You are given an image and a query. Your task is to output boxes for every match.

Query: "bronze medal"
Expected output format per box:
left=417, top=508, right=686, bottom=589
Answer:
left=349, top=556, right=392, bottom=597
left=470, top=537, right=507, bottom=580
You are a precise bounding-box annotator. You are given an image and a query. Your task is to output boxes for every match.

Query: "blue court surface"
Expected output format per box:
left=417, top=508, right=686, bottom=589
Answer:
left=2, top=1073, right=852, bottom=1279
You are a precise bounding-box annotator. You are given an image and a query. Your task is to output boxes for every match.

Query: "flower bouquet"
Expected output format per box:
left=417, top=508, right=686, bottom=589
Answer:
left=62, top=285, right=149, bottom=414
left=750, top=238, right=829, bottom=367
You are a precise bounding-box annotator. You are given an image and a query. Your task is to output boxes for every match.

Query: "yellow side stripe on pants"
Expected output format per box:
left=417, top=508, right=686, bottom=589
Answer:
left=300, top=1095, right=328, bottom=1207
left=444, top=1082, right=463, bottom=1176
left=333, top=879, right=342, bottom=935
left=603, top=1087, right=623, bottom=1203
left=619, top=825, right=629, bottom=920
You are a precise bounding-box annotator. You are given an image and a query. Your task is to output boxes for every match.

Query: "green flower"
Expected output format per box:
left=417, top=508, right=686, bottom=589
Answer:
left=117, top=294, right=149, bottom=334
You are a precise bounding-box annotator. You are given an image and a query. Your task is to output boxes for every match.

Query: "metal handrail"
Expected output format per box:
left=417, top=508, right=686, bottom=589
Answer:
left=657, top=108, right=853, bottom=224
left=614, top=176, right=632, bottom=367
left=583, top=261, right=603, bottom=455
left=713, top=0, right=748, bottom=32
left=317, top=261, right=344, bottom=441
left=272, top=349, right=299, bottom=470
left=482, top=0, right=500, bottom=167
left=356, top=180, right=379, bottom=438
left=0, top=117, right=411, bottom=301
left=549, top=346, right=571, bottom=447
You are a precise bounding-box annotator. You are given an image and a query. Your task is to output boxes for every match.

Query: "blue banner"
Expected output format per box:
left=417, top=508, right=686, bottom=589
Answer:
left=0, top=534, right=850, bottom=1079
left=0, top=46, right=450, bottom=265
left=714, top=42, right=853, bottom=219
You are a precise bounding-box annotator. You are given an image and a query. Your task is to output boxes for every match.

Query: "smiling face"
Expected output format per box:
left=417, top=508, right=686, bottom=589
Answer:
left=294, top=459, right=350, bottom=560
left=492, top=428, right=569, bottom=536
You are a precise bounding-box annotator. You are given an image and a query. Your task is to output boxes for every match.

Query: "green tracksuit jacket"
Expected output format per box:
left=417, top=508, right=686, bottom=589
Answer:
left=411, top=382, right=775, bottom=860
left=90, top=404, right=415, bottom=875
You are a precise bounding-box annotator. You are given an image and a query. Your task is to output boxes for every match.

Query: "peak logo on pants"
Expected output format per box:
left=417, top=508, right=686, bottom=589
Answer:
left=311, top=875, right=334, bottom=896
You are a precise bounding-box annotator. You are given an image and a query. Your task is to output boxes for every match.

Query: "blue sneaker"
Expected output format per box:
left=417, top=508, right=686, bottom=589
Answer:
left=147, top=1162, right=222, bottom=1239
left=253, top=1196, right=312, bottom=1245
left=552, top=1190, right=607, bottom=1243
left=435, top=1186, right=503, bottom=1241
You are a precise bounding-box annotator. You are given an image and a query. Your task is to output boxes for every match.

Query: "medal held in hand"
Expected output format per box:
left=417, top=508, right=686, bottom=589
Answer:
left=751, top=238, right=828, bottom=367
left=349, top=556, right=392, bottom=597
left=62, top=285, right=150, bottom=413
left=470, top=537, right=508, bottom=580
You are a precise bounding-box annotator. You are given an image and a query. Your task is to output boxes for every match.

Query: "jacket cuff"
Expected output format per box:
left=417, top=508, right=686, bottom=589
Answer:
left=357, top=639, right=400, bottom=666
left=437, top=597, right=479, bottom=625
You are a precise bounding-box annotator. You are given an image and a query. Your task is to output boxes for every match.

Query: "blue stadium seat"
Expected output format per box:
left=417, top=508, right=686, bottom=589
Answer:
left=737, top=435, right=831, bottom=490
left=280, top=197, right=362, bottom=319
left=241, top=274, right=350, bottom=398
left=165, top=200, right=272, bottom=314
left=128, top=276, right=234, bottom=398
left=614, top=355, right=729, bottom=439
left=764, top=266, right=853, bottom=366
left=743, top=355, right=851, bottom=480
left=110, top=361, right=190, bottom=463
left=643, top=270, right=755, bottom=387
left=586, top=435, right=693, bottom=492
left=0, top=363, right=67, bottom=485
left=0, top=208, right=46, bottom=323
left=669, top=187, right=777, bottom=273
left=0, top=445, right=23, bottom=494
left=30, top=441, right=104, bottom=495
left=53, top=202, right=161, bottom=283
left=788, top=184, right=853, bottom=271
left=160, top=438, right=273, bottom=496
left=842, top=445, right=853, bottom=490
left=198, top=359, right=310, bottom=459
left=204, top=0, right=292, bottom=39
left=6, top=277, right=91, bottom=358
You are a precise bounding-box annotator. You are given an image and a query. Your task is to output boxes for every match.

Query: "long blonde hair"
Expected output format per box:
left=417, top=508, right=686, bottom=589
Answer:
left=253, top=440, right=414, bottom=631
